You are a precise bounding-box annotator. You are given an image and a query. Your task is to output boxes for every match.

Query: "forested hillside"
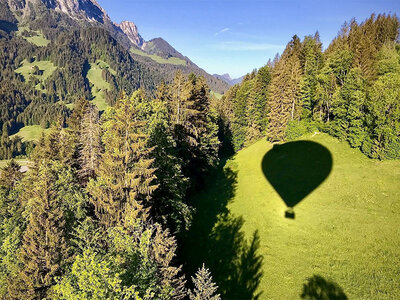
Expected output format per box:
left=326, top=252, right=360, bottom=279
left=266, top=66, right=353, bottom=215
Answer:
left=220, top=14, right=400, bottom=159
left=0, top=72, right=223, bottom=299
left=0, top=0, right=228, bottom=159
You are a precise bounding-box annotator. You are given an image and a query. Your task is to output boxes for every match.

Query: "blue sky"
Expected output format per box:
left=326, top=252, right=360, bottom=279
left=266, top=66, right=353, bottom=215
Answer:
left=98, top=0, right=400, bottom=78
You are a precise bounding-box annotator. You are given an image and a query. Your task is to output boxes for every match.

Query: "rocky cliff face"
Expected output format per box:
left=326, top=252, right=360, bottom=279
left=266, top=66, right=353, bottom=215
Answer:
left=6, top=0, right=110, bottom=23
left=48, top=0, right=109, bottom=23
left=117, top=21, right=144, bottom=48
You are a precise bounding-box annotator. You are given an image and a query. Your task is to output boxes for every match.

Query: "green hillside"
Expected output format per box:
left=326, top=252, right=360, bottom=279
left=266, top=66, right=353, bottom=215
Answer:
left=16, top=26, right=50, bottom=47
left=15, top=59, right=57, bottom=91
left=130, top=48, right=187, bottom=66
left=10, top=125, right=50, bottom=142
left=182, top=133, right=400, bottom=299
left=87, top=60, right=116, bottom=111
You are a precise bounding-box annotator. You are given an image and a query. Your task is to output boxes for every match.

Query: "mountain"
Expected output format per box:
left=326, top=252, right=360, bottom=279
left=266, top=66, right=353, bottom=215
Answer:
left=142, top=37, right=187, bottom=60
left=117, top=20, right=144, bottom=48
left=213, top=73, right=245, bottom=86
left=6, top=0, right=109, bottom=23
left=0, top=0, right=231, bottom=159
left=3, top=0, right=229, bottom=92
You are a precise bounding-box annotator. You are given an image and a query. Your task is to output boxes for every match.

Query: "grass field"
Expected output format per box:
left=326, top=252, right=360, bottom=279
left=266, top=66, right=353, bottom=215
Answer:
left=130, top=48, right=187, bottom=66
left=87, top=60, right=115, bottom=111
left=10, top=125, right=50, bottom=142
left=181, top=133, right=400, bottom=299
left=16, top=26, right=50, bottom=47
left=15, top=59, right=56, bottom=91
left=211, top=91, right=223, bottom=99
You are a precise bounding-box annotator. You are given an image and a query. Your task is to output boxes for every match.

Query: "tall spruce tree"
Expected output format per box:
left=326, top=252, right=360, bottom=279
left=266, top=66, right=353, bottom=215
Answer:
left=267, top=35, right=302, bottom=142
left=78, top=104, right=101, bottom=183
left=167, top=72, right=219, bottom=181
left=331, top=67, right=367, bottom=147
left=88, top=91, right=157, bottom=227
left=9, top=162, right=68, bottom=299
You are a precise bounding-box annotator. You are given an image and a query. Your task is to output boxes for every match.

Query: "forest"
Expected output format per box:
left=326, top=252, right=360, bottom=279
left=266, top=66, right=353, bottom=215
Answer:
left=0, top=10, right=399, bottom=300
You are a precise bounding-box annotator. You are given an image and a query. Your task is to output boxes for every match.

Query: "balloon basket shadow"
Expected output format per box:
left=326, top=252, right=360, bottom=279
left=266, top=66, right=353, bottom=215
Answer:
left=285, top=207, right=295, bottom=219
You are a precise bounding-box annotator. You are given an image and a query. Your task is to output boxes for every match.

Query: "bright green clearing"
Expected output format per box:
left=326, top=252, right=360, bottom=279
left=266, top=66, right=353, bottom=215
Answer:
left=15, top=59, right=56, bottom=91
left=10, top=125, right=50, bottom=142
left=86, top=60, right=115, bottom=111
left=211, top=91, right=223, bottom=99
left=182, top=133, right=400, bottom=299
left=16, top=25, right=50, bottom=47
left=130, top=48, right=187, bottom=66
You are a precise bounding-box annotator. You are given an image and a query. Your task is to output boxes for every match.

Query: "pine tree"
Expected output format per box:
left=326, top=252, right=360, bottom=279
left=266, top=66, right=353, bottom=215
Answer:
left=368, top=71, right=400, bottom=159
left=167, top=72, right=219, bottom=179
left=88, top=91, right=157, bottom=227
left=189, top=264, right=221, bottom=300
left=9, top=162, right=68, bottom=299
left=331, top=67, right=367, bottom=147
left=267, top=36, right=302, bottom=142
left=0, top=160, right=22, bottom=190
left=299, top=34, right=323, bottom=119
left=78, top=104, right=101, bottom=183
left=146, top=98, right=191, bottom=233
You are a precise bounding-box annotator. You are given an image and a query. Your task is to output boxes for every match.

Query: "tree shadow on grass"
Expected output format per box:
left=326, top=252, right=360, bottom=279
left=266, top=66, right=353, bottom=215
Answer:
left=179, top=161, right=264, bottom=299
left=262, top=141, right=332, bottom=218
left=301, top=275, right=348, bottom=300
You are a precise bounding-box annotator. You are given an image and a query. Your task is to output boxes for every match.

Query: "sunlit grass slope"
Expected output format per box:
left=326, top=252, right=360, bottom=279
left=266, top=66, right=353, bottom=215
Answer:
left=15, top=59, right=56, bottom=91
left=87, top=60, right=116, bottom=111
left=130, top=48, right=187, bottom=66
left=17, top=26, right=50, bottom=46
left=182, top=133, right=400, bottom=299
left=10, top=125, right=50, bottom=142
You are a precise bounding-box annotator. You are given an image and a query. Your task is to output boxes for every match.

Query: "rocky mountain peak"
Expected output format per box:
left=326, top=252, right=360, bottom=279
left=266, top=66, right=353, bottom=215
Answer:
left=45, top=0, right=109, bottom=23
left=117, top=20, right=144, bottom=48
left=7, top=0, right=110, bottom=23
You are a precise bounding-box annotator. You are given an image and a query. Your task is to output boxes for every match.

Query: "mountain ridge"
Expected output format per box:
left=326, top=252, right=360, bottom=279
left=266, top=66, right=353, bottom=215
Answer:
left=213, top=73, right=245, bottom=86
left=3, top=0, right=229, bottom=93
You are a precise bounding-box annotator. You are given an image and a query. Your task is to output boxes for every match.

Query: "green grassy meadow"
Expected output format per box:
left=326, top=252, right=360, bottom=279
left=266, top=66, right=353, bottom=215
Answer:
left=10, top=125, right=50, bottom=142
left=181, top=133, right=400, bottom=299
left=17, top=26, right=50, bottom=47
left=87, top=60, right=115, bottom=111
left=130, top=48, right=187, bottom=66
left=211, top=91, right=223, bottom=99
left=15, top=59, right=56, bottom=91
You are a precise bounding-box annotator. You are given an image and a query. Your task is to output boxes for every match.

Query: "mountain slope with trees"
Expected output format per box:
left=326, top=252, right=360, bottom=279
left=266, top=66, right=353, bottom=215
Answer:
left=0, top=0, right=228, bottom=159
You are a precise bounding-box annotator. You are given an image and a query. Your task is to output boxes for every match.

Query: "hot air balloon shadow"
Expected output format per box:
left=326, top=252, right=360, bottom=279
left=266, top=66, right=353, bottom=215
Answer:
left=262, top=141, right=332, bottom=219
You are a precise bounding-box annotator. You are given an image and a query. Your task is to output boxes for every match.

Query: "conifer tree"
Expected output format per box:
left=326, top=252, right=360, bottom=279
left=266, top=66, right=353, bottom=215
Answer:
left=78, top=104, right=101, bottom=183
left=88, top=91, right=157, bottom=227
left=368, top=71, right=400, bottom=159
left=267, top=36, right=302, bottom=142
left=10, top=162, right=68, bottom=299
left=0, top=160, right=22, bottom=190
left=331, top=67, right=367, bottom=147
left=189, top=264, right=221, bottom=300
left=146, top=97, right=191, bottom=233
left=167, top=72, right=219, bottom=179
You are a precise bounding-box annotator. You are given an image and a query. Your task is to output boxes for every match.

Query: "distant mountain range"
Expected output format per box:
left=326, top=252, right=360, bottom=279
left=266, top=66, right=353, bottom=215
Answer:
left=213, top=73, right=245, bottom=86
left=2, top=0, right=229, bottom=93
